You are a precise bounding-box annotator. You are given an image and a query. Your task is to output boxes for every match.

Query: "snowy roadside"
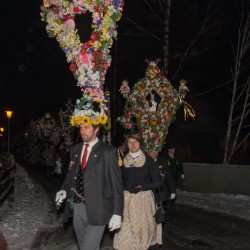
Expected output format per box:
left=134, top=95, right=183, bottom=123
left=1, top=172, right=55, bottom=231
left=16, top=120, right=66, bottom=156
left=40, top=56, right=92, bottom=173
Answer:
left=1, top=164, right=250, bottom=250
left=176, top=190, right=250, bottom=222
left=0, top=164, right=62, bottom=250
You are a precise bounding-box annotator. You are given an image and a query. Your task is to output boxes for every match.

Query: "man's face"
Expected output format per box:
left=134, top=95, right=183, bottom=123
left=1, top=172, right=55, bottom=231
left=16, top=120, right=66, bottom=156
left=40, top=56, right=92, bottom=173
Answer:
left=168, top=148, right=175, bottom=154
left=148, top=151, right=158, bottom=160
left=127, top=138, right=140, bottom=153
left=80, top=124, right=99, bottom=143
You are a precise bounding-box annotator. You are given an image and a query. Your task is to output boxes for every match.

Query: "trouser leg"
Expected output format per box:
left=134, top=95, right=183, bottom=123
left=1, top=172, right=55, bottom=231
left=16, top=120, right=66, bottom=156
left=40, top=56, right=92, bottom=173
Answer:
left=73, top=203, right=105, bottom=250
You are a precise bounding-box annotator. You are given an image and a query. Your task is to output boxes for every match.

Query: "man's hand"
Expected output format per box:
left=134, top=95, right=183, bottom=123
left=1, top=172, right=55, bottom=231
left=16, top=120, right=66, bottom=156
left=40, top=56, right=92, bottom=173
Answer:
left=170, top=193, right=176, bottom=200
left=55, top=190, right=66, bottom=209
left=181, top=174, right=185, bottom=179
left=108, top=214, right=121, bottom=231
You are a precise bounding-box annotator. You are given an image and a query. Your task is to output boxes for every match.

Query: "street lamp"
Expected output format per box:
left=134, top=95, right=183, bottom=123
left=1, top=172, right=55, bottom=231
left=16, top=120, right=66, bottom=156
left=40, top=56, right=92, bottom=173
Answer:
left=0, top=127, right=4, bottom=149
left=5, top=110, right=13, bottom=154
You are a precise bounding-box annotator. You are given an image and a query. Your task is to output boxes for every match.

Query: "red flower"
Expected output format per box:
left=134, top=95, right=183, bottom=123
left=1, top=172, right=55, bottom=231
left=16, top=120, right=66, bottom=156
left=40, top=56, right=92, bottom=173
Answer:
left=63, top=14, right=73, bottom=21
left=52, top=5, right=58, bottom=12
left=70, top=62, right=77, bottom=73
left=73, top=6, right=80, bottom=13
left=91, top=33, right=99, bottom=41
left=93, top=6, right=101, bottom=13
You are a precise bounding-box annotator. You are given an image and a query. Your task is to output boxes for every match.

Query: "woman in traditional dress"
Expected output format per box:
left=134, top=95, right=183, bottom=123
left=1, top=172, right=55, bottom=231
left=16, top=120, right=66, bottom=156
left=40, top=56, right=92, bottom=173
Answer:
left=114, top=133, right=162, bottom=250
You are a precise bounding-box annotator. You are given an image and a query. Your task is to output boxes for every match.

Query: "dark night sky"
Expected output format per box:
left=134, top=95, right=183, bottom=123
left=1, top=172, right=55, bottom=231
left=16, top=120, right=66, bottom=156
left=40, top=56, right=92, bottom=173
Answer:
left=0, top=0, right=249, bottom=162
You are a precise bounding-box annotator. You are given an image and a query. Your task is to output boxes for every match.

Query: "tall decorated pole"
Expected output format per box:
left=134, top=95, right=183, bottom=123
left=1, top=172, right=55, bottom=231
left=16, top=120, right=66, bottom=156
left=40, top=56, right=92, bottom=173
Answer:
left=41, top=0, right=124, bottom=128
left=118, top=60, right=196, bottom=153
left=118, top=60, right=181, bottom=153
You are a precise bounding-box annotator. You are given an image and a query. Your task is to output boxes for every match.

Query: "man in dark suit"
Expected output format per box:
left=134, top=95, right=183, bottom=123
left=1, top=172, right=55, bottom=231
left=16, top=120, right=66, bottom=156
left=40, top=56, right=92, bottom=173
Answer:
left=166, top=147, right=185, bottom=190
left=148, top=151, right=176, bottom=204
left=56, top=124, right=123, bottom=250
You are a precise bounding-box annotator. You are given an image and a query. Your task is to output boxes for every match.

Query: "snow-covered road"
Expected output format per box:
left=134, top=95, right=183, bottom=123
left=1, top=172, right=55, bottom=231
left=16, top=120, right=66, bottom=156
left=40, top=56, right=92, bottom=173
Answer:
left=1, top=164, right=250, bottom=249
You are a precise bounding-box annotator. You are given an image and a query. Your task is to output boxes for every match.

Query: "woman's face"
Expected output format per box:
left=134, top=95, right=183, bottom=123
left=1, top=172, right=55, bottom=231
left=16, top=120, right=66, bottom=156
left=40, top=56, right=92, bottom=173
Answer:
left=127, top=138, right=140, bottom=153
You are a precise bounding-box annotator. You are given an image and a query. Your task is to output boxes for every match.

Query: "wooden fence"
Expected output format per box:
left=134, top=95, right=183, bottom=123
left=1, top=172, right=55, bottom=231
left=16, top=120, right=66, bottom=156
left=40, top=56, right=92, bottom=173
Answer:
left=0, top=163, right=16, bottom=206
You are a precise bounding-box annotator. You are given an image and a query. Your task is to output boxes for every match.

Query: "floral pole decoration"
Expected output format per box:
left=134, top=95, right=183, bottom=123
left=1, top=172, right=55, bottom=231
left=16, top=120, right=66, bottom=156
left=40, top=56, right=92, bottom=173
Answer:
left=178, top=79, right=196, bottom=121
left=118, top=60, right=181, bottom=153
left=41, top=0, right=124, bottom=127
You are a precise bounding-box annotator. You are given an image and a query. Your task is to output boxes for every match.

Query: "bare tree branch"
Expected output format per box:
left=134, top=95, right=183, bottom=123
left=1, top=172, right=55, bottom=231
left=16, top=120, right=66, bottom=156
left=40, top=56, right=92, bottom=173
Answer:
left=158, top=0, right=167, bottom=18
left=124, top=17, right=163, bottom=43
left=145, top=0, right=165, bottom=26
left=172, top=0, right=216, bottom=79
left=235, top=132, right=250, bottom=151
left=190, top=81, right=231, bottom=98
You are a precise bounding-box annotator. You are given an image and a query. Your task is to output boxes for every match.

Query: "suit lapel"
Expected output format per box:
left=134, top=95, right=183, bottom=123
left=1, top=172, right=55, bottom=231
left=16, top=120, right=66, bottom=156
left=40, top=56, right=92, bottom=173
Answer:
left=73, top=143, right=83, bottom=174
left=85, top=141, right=102, bottom=172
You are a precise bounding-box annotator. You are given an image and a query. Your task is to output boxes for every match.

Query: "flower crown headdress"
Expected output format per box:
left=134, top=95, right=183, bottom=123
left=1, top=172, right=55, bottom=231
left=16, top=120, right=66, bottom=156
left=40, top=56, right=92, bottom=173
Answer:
left=70, top=93, right=108, bottom=126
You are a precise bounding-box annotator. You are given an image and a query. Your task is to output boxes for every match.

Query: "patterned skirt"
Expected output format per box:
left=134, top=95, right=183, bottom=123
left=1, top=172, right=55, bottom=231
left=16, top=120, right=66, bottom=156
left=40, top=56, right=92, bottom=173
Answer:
left=114, top=190, right=162, bottom=250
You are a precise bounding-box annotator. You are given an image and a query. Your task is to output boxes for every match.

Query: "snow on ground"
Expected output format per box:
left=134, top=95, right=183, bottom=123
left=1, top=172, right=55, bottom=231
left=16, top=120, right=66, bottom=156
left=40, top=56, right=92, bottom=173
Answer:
left=0, top=164, right=62, bottom=250
left=176, top=190, right=250, bottom=222
left=1, top=164, right=250, bottom=249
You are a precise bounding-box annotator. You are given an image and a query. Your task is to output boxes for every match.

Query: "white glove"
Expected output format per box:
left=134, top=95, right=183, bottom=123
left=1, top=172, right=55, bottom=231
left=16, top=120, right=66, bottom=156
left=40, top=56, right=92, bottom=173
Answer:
left=181, top=174, right=185, bottom=179
left=170, top=193, right=176, bottom=200
left=108, top=214, right=121, bottom=231
left=55, top=190, right=66, bottom=209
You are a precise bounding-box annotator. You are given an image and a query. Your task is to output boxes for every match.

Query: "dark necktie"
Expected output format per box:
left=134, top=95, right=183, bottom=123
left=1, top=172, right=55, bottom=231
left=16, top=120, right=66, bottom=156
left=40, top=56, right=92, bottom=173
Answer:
left=81, top=144, right=89, bottom=170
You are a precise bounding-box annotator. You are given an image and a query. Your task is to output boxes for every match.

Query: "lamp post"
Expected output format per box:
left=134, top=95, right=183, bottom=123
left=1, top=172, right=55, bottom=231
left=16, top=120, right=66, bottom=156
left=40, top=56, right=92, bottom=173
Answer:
left=0, top=127, right=4, bottom=149
left=5, top=110, right=13, bottom=154
left=0, top=127, right=4, bottom=134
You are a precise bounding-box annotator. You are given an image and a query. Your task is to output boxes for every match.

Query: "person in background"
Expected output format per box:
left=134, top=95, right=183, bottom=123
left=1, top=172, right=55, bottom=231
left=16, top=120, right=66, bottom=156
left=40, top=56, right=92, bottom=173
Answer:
left=166, top=147, right=185, bottom=192
left=114, top=133, right=162, bottom=250
left=30, top=144, right=40, bottom=169
left=57, top=141, right=70, bottom=184
left=118, top=141, right=127, bottom=159
left=55, top=124, right=123, bottom=250
left=148, top=151, right=176, bottom=205
left=42, top=144, right=56, bottom=179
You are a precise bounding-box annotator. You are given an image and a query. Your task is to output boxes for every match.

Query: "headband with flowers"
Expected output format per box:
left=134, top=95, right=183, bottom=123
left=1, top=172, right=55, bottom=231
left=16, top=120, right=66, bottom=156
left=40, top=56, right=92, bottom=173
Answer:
left=41, top=0, right=124, bottom=126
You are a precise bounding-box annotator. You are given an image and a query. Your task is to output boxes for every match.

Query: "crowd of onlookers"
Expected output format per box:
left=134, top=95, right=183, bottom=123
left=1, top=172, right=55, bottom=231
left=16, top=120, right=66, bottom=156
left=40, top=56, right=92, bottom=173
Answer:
left=14, top=140, right=71, bottom=184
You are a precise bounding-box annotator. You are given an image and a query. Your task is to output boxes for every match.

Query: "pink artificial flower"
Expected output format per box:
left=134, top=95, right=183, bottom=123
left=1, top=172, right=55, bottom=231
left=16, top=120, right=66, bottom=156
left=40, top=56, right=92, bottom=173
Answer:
left=79, top=53, right=89, bottom=64
left=125, top=123, right=134, bottom=129
left=51, top=0, right=61, bottom=6
left=63, top=19, right=75, bottom=31
left=46, top=24, right=50, bottom=31
left=43, top=0, right=50, bottom=8
left=78, top=0, right=84, bottom=6
left=103, top=0, right=112, bottom=7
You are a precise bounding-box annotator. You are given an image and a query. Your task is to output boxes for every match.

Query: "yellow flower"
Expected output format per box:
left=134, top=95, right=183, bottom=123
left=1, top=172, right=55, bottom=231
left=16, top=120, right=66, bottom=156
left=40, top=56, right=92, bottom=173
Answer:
left=63, top=1, right=69, bottom=7
left=100, top=115, right=108, bottom=124
left=102, top=28, right=107, bottom=33
left=92, top=118, right=99, bottom=126
left=164, top=114, right=170, bottom=120
left=150, top=120, right=157, bottom=126
left=80, top=116, right=91, bottom=126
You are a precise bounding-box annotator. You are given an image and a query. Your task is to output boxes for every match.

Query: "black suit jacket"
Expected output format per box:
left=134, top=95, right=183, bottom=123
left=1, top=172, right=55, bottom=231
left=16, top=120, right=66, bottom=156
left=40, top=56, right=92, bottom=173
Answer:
left=155, top=156, right=175, bottom=202
left=62, top=141, right=123, bottom=226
